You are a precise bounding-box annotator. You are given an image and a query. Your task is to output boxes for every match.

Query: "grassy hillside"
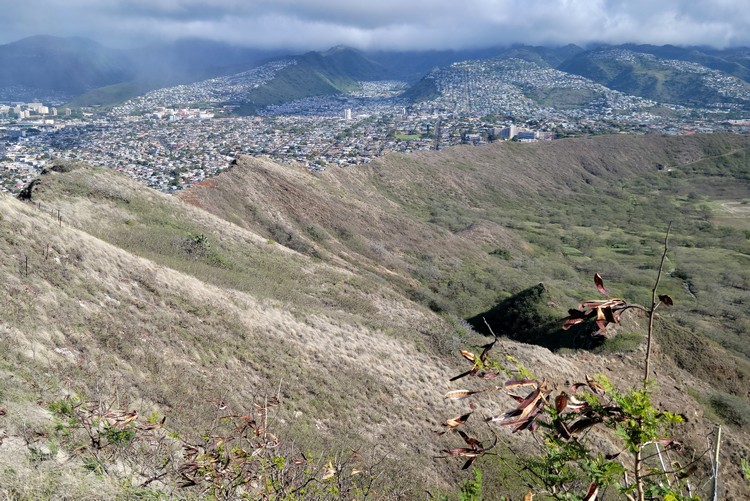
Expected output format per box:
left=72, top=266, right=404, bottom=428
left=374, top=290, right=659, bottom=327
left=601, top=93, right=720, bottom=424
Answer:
left=619, top=44, right=750, bottom=83
left=178, top=133, right=750, bottom=496
left=183, top=134, right=750, bottom=334
left=1, top=165, right=468, bottom=498
left=559, top=48, right=750, bottom=110
left=233, top=48, right=385, bottom=114
left=2, top=133, right=750, bottom=498
left=67, top=81, right=151, bottom=108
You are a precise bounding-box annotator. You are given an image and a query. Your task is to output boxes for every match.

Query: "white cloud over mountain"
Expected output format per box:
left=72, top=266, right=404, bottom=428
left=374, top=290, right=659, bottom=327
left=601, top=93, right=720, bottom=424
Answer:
left=3, top=0, right=749, bottom=49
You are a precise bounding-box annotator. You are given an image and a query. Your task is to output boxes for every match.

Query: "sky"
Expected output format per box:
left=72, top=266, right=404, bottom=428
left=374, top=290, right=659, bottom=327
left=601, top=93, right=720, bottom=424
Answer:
left=2, top=0, right=750, bottom=50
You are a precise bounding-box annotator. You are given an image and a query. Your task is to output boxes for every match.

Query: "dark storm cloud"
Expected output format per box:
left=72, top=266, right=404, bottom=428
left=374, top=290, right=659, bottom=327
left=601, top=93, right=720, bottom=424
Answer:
left=2, top=0, right=749, bottom=49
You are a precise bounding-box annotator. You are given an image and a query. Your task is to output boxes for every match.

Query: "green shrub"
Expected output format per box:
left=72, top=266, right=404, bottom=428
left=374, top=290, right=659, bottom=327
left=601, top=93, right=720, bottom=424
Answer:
left=489, top=248, right=511, bottom=260
left=593, top=331, right=644, bottom=354
left=709, top=392, right=750, bottom=428
left=305, top=224, right=328, bottom=242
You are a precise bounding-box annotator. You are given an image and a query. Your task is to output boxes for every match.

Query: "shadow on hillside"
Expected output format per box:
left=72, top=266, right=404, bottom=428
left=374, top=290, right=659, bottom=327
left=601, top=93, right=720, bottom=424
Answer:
left=466, top=283, right=605, bottom=351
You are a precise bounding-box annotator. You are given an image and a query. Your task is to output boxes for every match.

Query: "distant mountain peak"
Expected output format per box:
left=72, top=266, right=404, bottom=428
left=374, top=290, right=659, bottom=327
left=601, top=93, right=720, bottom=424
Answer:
left=6, top=34, right=103, bottom=49
left=322, top=44, right=360, bottom=56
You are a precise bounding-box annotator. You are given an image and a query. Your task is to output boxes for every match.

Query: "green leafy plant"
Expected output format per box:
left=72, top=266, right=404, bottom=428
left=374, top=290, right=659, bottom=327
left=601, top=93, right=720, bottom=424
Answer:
left=460, top=468, right=483, bottom=501
left=741, top=458, right=750, bottom=484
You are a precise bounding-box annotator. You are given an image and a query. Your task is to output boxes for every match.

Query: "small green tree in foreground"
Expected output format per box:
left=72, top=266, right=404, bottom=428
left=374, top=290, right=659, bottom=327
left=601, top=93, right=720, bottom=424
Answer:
left=438, top=226, right=706, bottom=500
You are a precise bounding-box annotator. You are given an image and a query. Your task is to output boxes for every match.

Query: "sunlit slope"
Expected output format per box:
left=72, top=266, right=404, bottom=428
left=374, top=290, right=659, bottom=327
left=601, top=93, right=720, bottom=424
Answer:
left=0, top=168, right=466, bottom=495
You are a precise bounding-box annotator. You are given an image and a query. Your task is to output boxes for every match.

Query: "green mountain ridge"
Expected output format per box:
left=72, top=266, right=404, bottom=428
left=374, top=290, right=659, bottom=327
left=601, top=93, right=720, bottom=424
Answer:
left=558, top=47, right=750, bottom=110
left=233, top=47, right=387, bottom=113
left=5, top=35, right=750, bottom=113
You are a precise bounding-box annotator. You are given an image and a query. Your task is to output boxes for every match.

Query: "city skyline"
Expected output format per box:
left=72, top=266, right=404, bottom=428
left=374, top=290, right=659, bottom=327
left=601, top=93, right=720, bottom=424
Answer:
left=1, top=0, right=750, bottom=51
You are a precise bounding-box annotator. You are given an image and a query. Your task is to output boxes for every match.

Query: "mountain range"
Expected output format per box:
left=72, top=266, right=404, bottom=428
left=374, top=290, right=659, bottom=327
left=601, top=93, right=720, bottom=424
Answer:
left=3, top=36, right=750, bottom=113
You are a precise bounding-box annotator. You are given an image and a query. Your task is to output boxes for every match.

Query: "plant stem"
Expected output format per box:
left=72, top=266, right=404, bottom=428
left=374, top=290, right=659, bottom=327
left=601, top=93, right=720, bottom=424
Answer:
left=635, top=445, right=645, bottom=501
left=644, top=222, right=672, bottom=387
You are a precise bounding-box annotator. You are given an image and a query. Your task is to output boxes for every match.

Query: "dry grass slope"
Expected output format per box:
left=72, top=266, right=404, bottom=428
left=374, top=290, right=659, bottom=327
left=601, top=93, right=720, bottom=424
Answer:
left=1, top=133, right=749, bottom=498
left=0, top=187, right=461, bottom=497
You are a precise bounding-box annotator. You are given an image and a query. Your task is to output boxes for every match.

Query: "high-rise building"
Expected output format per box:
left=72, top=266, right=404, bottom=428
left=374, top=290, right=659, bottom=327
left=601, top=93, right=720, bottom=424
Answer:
left=499, top=124, right=517, bottom=140
left=344, top=108, right=352, bottom=120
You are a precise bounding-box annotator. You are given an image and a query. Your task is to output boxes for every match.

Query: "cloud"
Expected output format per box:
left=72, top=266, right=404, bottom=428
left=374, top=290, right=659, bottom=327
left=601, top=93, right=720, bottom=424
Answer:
left=2, top=0, right=749, bottom=49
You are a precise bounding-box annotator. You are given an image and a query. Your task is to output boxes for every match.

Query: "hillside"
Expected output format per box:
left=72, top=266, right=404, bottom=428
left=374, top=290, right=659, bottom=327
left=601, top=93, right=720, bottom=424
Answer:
left=558, top=47, right=750, bottom=111
left=618, top=44, right=750, bottom=83
left=227, top=47, right=387, bottom=114
left=0, top=164, right=462, bottom=497
left=1, top=134, right=750, bottom=498
left=178, top=133, right=750, bottom=494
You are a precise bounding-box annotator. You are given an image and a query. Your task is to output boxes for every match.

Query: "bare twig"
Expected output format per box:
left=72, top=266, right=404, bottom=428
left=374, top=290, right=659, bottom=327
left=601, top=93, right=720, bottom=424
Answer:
left=644, top=222, right=672, bottom=387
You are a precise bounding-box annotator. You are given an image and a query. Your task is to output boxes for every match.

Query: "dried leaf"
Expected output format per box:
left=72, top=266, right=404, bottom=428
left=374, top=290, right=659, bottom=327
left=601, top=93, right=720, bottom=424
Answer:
left=659, top=294, right=674, bottom=306
left=516, top=388, right=542, bottom=411
left=570, top=383, right=588, bottom=393
left=513, top=417, right=538, bottom=433
left=449, top=370, right=475, bottom=382
left=586, top=375, right=606, bottom=395
left=442, top=447, right=480, bottom=458
left=555, top=393, right=568, bottom=413
left=595, top=318, right=607, bottom=333
left=502, top=399, right=545, bottom=428
left=568, top=417, right=602, bottom=434
left=503, top=378, right=538, bottom=390
left=479, top=339, right=496, bottom=362
left=580, top=299, right=626, bottom=309
left=594, top=273, right=609, bottom=296
left=461, top=457, right=477, bottom=470
left=523, top=493, right=534, bottom=501
left=444, top=390, right=476, bottom=400
left=438, top=412, right=472, bottom=434
left=457, top=430, right=483, bottom=450
left=562, top=317, right=585, bottom=330
left=322, top=461, right=336, bottom=480
left=583, top=482, right=599, bottom=501
left=554, top=418, right=571, bottom=440
left=566, top=400, right=589, bottom=413
left=602, top=306, right=617, bottom=324
left=460, top=350, right=476, bottom=362
left=120, top=412, right=138, bottom=426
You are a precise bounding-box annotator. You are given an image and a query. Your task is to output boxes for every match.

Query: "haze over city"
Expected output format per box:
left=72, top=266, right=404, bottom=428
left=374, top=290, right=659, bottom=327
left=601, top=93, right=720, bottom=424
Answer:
left=2, top=0, right=750, bottom=50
